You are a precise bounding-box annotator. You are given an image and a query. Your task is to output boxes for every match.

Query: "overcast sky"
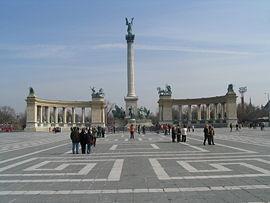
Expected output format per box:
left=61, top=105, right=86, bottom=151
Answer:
left=0, top=0, right=270, bottom=113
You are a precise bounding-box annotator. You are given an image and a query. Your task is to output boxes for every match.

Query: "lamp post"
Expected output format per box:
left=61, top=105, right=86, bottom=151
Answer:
left=265, top=92, right=270, bottom=127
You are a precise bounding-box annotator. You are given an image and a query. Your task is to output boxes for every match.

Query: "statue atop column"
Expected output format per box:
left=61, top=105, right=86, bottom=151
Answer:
left=125, top=17, right=134, bottom=35
left=125, top=17, right=135, bottom=42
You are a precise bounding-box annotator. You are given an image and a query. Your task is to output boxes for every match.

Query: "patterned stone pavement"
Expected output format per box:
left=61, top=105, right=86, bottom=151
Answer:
left=0, top=128, right=270, bottom=203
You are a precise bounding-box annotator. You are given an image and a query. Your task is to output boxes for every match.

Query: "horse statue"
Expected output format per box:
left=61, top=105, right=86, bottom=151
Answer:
left=90, top=86, right=105, bottom=98
left=138, top=107, right=150, bottom=119
left=112, top=105, right=125, bottom=119
left=157, top=84, right=172, bottom=96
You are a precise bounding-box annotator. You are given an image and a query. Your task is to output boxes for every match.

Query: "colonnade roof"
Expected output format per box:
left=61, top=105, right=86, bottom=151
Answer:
left=172, top=95, right=227, bottom=105
left=28, top=97, right=93, bottom=108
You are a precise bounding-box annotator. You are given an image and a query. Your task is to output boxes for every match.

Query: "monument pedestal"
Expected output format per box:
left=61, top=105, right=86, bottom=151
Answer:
left=124, top=96, right=138, bottom=118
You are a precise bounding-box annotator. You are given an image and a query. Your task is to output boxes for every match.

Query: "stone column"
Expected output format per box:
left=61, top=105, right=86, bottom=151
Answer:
left=46, top=107, right=50, bottom=124
left=178, top=105, right=182, bottom=123
left=124, top=33, right=138, bottom=117
left=72, top=107, right=76, bottom=124
left=38, top=106, right=43, bottom=123
left=214, top=103, right=218, bottom=120
left=220, top=103, right=225, bottom=119
left=81, top=107, right=85, bottom=124
left=188, top=105, right=192, bottom=122
left=53, top=107, right=58, bottom=124
left=62, top=107, right=67, bottom=124
left=159, top=105, right=163, bottom=121
left=197, top=104, right=201, bottom=121
left=206, top=104, right=210, bottom=120
left=25, top=96, right=38, bottom=131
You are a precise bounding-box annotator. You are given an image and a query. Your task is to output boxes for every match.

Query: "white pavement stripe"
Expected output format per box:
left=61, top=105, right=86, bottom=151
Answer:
left=0, top=143, right=69, bottom=164
left=125, top=138, right=128, bottom=142
left=0, top=158, right=37, bottom=172
left=109, top=145, right=118, bottom=150
left=138, top=138, right=142, bottom=141
left=180, top=142, right=209, bottom=152
left=149, top=158, right=170, bottom=180
left=189, top=137, right=255, bottom=153
left=150, top=144, right=160, bottom=149
left=1, top=185, right=270, bottom=195
left=107, top=159, right=124, bottom=181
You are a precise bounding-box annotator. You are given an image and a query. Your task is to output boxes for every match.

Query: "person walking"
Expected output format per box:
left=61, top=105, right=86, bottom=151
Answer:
left=86, top=129, right=93, bottom=154
left=230, top=123, right=233, bottom=132
left=79, top=128, right=87, bottom=154
left=181, top=125, right=188, bottom=142
left=92, top=126, right=97, bottom=147
left=203, top=124, right=209, bottom=145
left=176, top=125, right=181, bottom=143
left=171, top=125, right=176, bottom=142
left=142, top=125, right=146, bottom=134
left=70, top=127, right=80, bottom=154
left=209, top=125, right=215, bottom=145
left=130, top=124, right=135, bottom=139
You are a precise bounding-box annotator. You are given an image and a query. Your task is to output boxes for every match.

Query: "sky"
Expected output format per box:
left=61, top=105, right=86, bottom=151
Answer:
left=0, top=0, right=270, bottom=114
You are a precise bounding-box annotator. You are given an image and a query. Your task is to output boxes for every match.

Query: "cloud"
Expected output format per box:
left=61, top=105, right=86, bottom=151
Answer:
left=94, top=43, right=259, bottom=55
left=0, top=44, right=74, bottom=59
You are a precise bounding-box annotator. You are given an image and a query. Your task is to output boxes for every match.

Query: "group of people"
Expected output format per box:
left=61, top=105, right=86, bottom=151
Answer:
left=70, top=127, right=99, bottom=154
left=203, top=124, right=215, bottom=145
left=170, top=124, right=188, bottom=142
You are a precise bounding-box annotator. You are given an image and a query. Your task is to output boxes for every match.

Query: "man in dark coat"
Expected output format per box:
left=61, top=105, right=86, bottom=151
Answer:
left=203, top=124, right=210, bottom=145
left=79, top=128, right=87, bottom=154
left=70, top=127, right=80, bottom=154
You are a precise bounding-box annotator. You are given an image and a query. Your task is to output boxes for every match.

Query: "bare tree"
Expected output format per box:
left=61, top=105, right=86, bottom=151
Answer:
left=0, top=106, right=16, bottom=124
left=105, top=101, right=115, bottom=125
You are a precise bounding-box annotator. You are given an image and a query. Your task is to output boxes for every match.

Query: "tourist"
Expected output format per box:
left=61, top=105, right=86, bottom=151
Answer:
left=171, top=125, right=176, bottom=142
left=70, top=127, right=79, bottom=154
left=97, top=126, right=102, bottom=137
left=168, top=124, right=171, bottom=135
left=101, top=127, right=105, bottom=137
left=230, top=123, right=233, bottom=132
left=209, top=125, right=215, bottom=145
left=137, top=124, right=141, bottom=134
left=203, top=124, right=210, bottom=145
left=181, top=125, right=188, bottom=142
left=86, top=129, right=93, bottom=154
left=192, top=125, right=195, bottom=132
left=142, top=125, right=146, bottom=134
left=92, top=126, right=97, bottom=147
left=236, top=123, right=239, bottom=131
left=176, top=125, right=181, bottom=142
left=79, top=128, right=87, bottom=154
left=130, top=124, right=135, bottom=139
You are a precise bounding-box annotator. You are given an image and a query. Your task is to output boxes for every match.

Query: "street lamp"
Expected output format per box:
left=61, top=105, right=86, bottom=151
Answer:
left=265, top=92, right=270, bottom=127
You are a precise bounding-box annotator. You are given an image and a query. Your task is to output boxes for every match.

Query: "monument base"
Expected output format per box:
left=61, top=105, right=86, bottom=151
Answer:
left=124, top=96, right=138, bottom=118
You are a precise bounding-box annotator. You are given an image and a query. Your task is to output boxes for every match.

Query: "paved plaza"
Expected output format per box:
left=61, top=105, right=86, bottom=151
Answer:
left=0, top=128, right=270, bottom=203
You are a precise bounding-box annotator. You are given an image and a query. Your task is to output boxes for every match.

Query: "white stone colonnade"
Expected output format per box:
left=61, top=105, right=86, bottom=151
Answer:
left=25, top=93, right=105, bottom=132
left=158, top=88, right=237, bottom=127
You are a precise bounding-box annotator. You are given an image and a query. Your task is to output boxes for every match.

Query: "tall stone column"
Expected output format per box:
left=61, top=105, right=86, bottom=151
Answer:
left=214, top=103, right=218, bottom=120
left=46, top=107, right=50, bottom=124
left=54, top=107, right=58, bottom=124
left=188, top=105, right=192, bottom=122
left=38, top=106, right=43, bottom=123
left=124, top=24, right=138, bottom=118
left=72, top=107, right=76, bottom=124
left=159, top=105, right=163, bottom=121
left=206, top=104, right=210, bottom=120
left=62, top=107, right=67, bottom=124
left=178, top=105, right=182, bottom=124
left=197, top=104, right=201, bottom=121
left=81, top=107, right=85, bottom=124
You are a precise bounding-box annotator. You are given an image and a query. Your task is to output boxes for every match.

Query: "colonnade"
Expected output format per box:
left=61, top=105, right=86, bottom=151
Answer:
left=25, top=92, right=105, bottom=132
left=158, top=87, right=237, bottom=127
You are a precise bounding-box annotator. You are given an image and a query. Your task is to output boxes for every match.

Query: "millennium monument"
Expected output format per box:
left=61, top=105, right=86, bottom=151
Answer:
left=124, top=17, right=138, bottom=119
